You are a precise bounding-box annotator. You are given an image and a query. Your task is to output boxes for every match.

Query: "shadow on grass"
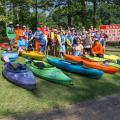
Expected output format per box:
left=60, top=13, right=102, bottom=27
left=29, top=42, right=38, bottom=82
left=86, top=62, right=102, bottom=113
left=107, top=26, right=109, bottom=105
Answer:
left=1, top=71, right=120, bottom=118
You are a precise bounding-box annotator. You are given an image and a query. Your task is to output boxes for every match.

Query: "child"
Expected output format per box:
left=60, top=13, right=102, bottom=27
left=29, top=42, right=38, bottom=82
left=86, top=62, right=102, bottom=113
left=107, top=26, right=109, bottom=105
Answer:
left=73, top=38, right=83, bottom=56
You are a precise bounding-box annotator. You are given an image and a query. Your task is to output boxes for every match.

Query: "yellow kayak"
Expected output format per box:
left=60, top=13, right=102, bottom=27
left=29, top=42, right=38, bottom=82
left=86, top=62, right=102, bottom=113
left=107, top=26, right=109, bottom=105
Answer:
left=20, top=51, right=45, bottom=60
left=104, top=55, right=120, bottom=61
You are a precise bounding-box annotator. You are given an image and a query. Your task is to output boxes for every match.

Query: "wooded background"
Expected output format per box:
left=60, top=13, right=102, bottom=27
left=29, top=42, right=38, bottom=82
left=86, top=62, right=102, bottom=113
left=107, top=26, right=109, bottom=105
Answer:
left=0, top=0, right=120, bottom=29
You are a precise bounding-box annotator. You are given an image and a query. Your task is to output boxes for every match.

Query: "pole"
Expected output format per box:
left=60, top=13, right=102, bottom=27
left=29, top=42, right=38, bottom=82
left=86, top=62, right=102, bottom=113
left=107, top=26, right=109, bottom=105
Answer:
left=35, top=0, right=38, bottom=29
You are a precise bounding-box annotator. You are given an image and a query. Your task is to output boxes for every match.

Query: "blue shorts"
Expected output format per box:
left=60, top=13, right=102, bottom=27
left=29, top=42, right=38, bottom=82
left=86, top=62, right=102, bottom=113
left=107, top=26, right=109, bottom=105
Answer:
left=73, top=51, right=81, bottom=56
left=40, top=45, right=45, bottom=51
left=59, top=45, right=66, bottom=53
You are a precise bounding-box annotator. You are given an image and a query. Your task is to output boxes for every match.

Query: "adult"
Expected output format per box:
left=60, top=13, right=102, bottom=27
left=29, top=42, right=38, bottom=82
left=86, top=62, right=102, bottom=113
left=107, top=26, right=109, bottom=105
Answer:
left=6, top=22, right=15, bottom=45
left=83, top=32, right=92, bottom=54
left=91, top=40, right=104, bottom=58
left=15, top=24, right=23, bottom=41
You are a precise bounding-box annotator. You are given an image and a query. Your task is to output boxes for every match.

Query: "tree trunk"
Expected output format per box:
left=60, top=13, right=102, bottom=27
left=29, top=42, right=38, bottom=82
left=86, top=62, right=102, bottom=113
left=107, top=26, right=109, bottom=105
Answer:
left=67, top=0, right=72, bottom=27
left=68, top=14, right=72, bottom=27
left=35, top=0, right=38, bottom=28
left=92, top=0, right=97, bottom=28
left=80, top=0, right=86, bottom=27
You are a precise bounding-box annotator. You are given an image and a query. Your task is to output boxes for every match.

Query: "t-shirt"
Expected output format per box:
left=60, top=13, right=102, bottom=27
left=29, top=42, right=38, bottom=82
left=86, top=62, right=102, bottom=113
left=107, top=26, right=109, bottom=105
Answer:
left=74, top=44, right=83, bottom=52
left=18, top=39, right=28, bottom=48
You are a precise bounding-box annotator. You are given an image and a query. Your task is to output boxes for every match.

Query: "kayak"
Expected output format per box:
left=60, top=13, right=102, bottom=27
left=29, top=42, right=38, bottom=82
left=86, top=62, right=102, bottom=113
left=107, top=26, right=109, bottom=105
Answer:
left=2, top=63, right=36, bottom=90
left=0, top=43, right=11, bottom=50
left=20, top=51, right=45, bottom=60
left=104, top=54, right=120, bottom=61
left=2, top=51, right=18, bottom=62
left=64, top=54, right=118, bottom=74
left=47, top=57, right=104, bottom=79
left=85, top=56, right=120, bottom=69
left=26, top=60, right=72, bottom=85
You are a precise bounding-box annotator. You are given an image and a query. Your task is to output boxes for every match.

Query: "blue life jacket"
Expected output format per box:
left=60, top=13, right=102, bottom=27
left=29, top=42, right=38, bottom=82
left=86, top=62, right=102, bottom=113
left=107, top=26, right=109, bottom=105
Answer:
left=35, top=31, right=41, bottom=38
left=25, top=31, right=29, bottom=38
left=100, top=38, right=104, bottom=46
left=67, top=35, right=73, bottom=44
left=60, top=35, right=66, bottom=45
left=95, top=34, right=100, bottom=40
left=40, top=35, right=46, bottom=46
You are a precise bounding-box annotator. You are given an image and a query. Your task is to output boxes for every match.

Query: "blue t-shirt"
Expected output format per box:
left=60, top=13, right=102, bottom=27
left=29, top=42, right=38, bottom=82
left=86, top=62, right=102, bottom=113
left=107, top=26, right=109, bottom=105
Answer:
left=18, top=39, right=28, bottom=48
left=95, top=34, right=100, bottom=40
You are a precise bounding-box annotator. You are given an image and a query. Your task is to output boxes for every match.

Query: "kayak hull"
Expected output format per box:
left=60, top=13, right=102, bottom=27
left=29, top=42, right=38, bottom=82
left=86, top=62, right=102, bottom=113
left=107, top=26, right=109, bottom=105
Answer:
left=3, top=63, right=36, bottom=90
left=20, top=51, right=45, bottom=60
left=86, top=56, right=120, bottom=69
left=64, top=54, right=118, bottom=74
left=26, top=61, right=72, bottom=85
left=47, top=57, right=104, bottom=79
left=2, top=51, right=18, bottom=62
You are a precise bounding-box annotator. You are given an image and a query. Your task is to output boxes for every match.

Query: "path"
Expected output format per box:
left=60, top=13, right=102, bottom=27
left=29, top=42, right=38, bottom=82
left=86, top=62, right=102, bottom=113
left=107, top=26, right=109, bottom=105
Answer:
left=1, top=93, right=120, bottom=120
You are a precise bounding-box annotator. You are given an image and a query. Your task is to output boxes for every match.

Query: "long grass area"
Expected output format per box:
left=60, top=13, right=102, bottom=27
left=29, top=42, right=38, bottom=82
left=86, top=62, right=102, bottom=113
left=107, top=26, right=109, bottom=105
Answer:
left=0, top=50, right=120, bottom=118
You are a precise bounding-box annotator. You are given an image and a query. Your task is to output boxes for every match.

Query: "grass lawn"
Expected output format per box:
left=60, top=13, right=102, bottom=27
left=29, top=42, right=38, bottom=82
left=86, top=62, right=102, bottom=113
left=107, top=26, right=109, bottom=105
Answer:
left=0, top=50, right=120, bottom=118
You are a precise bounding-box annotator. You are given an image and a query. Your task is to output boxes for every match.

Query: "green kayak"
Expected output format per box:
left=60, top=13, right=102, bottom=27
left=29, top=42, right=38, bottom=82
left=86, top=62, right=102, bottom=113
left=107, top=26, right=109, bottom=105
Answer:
left=26, top=60, right=72, bottom=85
left=85, top=56, right=120, bottom=69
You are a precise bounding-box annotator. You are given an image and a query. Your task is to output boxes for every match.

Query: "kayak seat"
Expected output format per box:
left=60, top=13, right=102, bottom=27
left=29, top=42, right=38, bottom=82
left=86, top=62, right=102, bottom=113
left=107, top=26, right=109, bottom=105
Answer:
left=34, top=62, right=45, bottom=69
left=62, top=60, right=83, bottom=66
left=8, top=63, right=27, bottom=71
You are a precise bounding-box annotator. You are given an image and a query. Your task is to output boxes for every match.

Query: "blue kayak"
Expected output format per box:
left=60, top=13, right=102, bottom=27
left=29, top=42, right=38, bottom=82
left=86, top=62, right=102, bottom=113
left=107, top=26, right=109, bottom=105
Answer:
left=2, top=63, right=36, bottom=90
left=2, top=51, right=18, bottom=62
left=47, top=57, right=104, bottom=79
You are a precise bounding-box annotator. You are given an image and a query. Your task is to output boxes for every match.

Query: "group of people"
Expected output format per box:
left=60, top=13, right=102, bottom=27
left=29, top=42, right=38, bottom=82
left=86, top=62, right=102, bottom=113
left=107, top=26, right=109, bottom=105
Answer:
left=7, top=22, right=108, bottom=57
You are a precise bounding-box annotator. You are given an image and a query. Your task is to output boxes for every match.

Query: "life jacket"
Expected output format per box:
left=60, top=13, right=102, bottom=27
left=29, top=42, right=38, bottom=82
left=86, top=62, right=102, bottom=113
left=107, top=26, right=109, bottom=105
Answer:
left=40, top=35, right=46, bottom=46
left=60, top=35, right=66, bottom=45
left=67, top=35, right=73, bottom=44
left=35, top=31, right=41, bottom=38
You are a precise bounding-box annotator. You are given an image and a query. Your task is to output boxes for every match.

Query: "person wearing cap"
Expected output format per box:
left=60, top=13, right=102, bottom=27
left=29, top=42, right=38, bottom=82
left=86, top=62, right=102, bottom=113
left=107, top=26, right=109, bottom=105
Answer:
left=73, top=38, right=83, bottom=56
left=21, top=25, right=27, bottom=39
left=17, top=35, right=28, bottom=53
left=15, top=24, right=23, bottom=41
left=7, top=22, right=14, bottom=34
left=91, top=40, right=104, bottom=58
left=6, top=22, right=15, bottom=45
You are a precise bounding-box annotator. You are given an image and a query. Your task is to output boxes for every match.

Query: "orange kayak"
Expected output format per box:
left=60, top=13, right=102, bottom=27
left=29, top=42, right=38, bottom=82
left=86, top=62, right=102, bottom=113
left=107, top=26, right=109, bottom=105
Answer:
left=64, top=54, right=118, bottom=74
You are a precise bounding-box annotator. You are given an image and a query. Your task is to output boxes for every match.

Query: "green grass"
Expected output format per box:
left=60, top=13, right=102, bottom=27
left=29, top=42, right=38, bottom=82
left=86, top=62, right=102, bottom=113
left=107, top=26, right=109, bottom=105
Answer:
left=0, top=50, right=120, bottom=118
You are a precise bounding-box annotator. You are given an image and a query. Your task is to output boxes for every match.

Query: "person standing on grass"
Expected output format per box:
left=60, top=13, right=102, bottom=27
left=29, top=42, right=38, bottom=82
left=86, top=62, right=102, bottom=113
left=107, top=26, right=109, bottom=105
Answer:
left=39, top=32, right=47, bottom=53
left=73, top=38, right=83, bottom=56
left=66, top=31, right=73, bottom=55
left=58, top=31, right=66, bottom=57
left=34, top=28, right=41, bottom=51
left=83, top=31, right=92, bottom=55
